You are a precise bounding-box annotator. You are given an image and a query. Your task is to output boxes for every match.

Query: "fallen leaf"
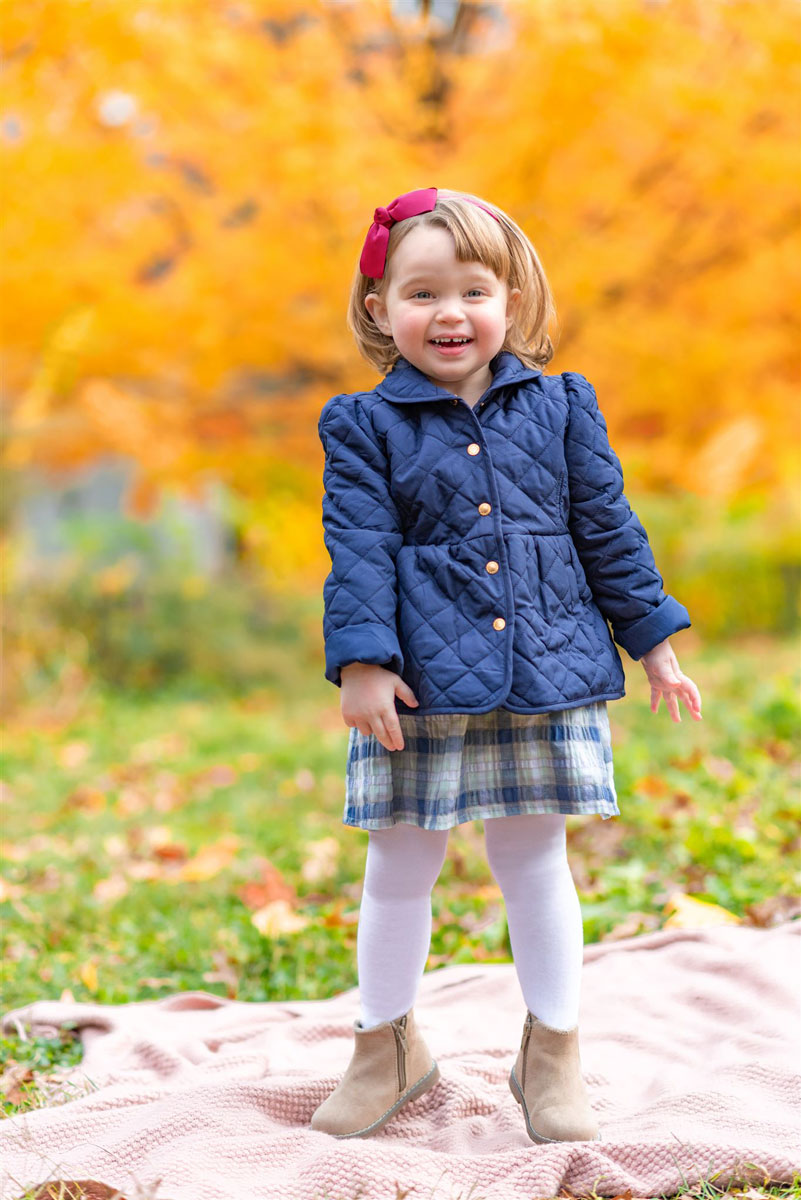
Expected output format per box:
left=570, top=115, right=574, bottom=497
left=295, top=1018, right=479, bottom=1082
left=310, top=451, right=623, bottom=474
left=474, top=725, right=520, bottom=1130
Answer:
left=152, top=842, right=189, bottom=862
left=300, top=837, right=340, bottom=884
left=0, top=840, right=26, bottom=862
left=663, top=892, right=741, bottom=928
left=251, top=899, right=310, bottom=937
left=125, top=860, right=162, bottom=881
left=177, top=834, right=240, bottom=882
left=79, top=960, right=98, bottom=993
left=202, top=949, right=239, bottom=998
left=238, top=856, right=297, bottom=909
left=190, top=764, right=239, bottom=794
left=633, top=774, right=669, bottom=797
left=0, top=878, right=24, bottom=901
left=92, top=875, right=130, bottom=903
left=30, top=1182, right=133, bottom=1200
left=102, top=834, right=127, bottom=858
left=703, top=755, right=737, bottom=783
left=141, top=825, right=175, bottom=849
left=744, top=894, right=801, bottom=927
left=0, top=1059, right=34, bottom=1105
left=63, top=787, right=106, bottom=813
left=116, top=787, right=149, bottom=816
left=58, top=741, right=91, bottom=769
left=602, top=911, right=662, bottom=941
left=322, top=903, right=359, bottom=927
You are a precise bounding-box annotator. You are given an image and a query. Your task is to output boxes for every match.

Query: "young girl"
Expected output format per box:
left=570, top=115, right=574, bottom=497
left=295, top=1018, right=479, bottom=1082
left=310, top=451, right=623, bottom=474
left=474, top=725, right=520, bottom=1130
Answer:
left=311, top=187, right=703, bottom=1144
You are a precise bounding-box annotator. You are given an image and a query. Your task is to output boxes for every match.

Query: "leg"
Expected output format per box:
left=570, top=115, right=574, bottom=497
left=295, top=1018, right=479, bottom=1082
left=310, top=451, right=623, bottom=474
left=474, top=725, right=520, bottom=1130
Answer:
left=357, top=822, right=449, bottom=1029
left=483, top=813, right=583, bottom=1030
left=311, top=821, right=446, bottom=1138
left=484, top=813, right=597, bottom=1141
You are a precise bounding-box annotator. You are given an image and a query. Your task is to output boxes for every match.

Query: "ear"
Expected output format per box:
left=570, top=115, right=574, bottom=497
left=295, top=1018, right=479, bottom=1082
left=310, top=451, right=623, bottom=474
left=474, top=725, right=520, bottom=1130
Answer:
left=505, top=287, right=522, bottom=330
left=364, top=290, right=392, bottom=336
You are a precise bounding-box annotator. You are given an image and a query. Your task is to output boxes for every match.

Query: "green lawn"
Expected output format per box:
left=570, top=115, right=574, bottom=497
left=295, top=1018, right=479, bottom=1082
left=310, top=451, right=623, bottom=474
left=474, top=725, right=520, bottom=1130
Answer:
left=1, top=631, right=799, bottom=1125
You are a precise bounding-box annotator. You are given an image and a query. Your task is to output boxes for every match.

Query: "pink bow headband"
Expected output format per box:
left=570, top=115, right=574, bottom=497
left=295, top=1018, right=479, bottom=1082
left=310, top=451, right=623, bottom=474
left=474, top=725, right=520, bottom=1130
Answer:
left=358, top=187, right=501, bottom=279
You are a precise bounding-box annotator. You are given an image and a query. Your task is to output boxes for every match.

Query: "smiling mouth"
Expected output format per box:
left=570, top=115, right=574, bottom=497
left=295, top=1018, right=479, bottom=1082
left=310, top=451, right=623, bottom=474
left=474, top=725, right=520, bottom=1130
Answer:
left=429, top=336, right=473, bottom=345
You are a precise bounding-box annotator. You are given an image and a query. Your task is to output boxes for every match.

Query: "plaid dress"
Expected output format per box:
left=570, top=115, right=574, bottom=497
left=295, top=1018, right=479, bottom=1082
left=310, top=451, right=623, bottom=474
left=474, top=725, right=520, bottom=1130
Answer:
left=344, top=701, right=619, bottom=831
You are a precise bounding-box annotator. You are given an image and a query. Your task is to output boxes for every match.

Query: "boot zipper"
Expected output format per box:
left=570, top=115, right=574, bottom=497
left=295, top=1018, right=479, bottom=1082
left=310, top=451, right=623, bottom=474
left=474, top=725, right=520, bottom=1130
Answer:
left=520, top=1011, right=533, bottom=1090
left=393, top=1014, right=408, bottom=1093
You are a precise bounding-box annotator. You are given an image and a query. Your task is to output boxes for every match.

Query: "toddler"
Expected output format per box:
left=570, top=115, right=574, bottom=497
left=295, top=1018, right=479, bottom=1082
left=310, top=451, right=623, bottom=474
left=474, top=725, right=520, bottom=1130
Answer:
left=311, top=187, right=703, bottom=1143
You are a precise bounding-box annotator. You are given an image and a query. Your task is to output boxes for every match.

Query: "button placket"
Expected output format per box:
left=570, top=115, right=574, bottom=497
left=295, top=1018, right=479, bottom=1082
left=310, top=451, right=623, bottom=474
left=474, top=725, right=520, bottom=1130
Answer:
left=464, top=426, right=504, bottom=634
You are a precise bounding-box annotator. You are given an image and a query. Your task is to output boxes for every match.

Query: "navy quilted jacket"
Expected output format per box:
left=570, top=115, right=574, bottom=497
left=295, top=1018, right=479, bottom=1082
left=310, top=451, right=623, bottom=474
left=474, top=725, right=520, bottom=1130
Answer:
left=318, top=351, right=691, bottom=716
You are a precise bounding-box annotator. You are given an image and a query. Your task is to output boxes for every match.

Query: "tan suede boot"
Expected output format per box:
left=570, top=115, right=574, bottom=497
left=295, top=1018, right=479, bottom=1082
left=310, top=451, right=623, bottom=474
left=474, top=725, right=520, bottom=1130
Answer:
left=310, top=1008, right=440, bottom=1138
left=509, top=1011, right=601, bottom=1143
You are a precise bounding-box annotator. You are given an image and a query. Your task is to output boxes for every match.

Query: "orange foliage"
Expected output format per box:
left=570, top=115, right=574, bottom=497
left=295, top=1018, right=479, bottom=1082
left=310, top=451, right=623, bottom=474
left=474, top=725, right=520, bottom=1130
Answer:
left=2, top=0, right=798, bottom=588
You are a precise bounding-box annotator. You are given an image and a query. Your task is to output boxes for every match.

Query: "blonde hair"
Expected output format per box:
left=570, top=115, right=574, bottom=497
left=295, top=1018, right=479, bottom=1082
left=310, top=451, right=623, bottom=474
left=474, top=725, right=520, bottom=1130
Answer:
left=346, top=188, right=556, bottom=375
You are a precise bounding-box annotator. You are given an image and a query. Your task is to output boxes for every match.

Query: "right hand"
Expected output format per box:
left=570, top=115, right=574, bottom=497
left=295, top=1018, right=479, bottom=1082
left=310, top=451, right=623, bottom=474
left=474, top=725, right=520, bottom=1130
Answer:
left=340, top=663, right=419, bottom=751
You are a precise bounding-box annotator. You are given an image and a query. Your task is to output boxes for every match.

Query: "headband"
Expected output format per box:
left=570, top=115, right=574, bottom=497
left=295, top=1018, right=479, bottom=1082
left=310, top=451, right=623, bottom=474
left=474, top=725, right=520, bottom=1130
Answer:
left=358, top=187, right=501, bottom=279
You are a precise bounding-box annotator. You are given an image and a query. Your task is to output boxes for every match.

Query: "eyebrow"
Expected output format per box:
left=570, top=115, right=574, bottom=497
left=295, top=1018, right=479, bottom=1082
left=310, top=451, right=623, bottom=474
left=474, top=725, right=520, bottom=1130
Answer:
left=398, top=271, right=495, bottom=286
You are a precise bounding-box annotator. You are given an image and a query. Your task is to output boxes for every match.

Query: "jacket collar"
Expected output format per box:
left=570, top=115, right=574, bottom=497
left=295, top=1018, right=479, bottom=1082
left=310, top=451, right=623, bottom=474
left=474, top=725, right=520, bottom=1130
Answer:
left=373, top=351, right=542, bottom=405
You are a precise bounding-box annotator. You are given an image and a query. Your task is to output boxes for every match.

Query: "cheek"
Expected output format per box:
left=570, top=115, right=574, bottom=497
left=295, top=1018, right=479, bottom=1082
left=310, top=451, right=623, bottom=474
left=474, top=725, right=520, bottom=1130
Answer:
left=394, top=310, right=428, bottom=338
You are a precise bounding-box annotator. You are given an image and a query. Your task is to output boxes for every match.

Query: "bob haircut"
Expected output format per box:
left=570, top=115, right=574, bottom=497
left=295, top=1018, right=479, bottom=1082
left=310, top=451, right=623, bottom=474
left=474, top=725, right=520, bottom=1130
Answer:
left=347, top=188, right=556, bottom=376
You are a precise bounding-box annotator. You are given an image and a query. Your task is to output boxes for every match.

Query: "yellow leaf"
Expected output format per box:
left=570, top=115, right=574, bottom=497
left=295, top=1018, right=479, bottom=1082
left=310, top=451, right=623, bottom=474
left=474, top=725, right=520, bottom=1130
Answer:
left=251, top=899, right=310, bottom=938
left=79, top=961, right=98, bottom=992
left=663, top=892, right=741, bottom=929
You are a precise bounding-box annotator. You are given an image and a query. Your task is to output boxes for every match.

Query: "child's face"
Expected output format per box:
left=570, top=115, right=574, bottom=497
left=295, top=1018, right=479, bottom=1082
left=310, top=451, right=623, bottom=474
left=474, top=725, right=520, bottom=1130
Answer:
left=364, top=225, right=521, bottom=402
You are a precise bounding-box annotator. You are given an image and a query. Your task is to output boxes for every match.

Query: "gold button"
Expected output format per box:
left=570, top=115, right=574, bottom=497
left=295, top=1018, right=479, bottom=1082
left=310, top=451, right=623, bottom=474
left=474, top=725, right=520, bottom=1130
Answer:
left=486, top=560, right=499, bottom=574
left=450, top=398, right=459, bottom=406
left=493, top=617, right=506, bottom=630
left=478, top=502, right=491, bottom=515
left=467, top=442, right=481, bottom=455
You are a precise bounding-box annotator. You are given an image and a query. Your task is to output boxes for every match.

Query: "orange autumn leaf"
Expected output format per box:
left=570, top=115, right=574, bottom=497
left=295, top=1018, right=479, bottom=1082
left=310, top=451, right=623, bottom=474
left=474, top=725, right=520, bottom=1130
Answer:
left=238, top=856, right=297, bottom=910
left=176, top=834, right=241, bottom=882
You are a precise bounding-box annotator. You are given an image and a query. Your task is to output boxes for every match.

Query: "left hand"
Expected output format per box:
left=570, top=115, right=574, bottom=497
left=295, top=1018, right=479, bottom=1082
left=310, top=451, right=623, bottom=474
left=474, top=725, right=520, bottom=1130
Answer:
left=640, top=638, right=703, bottom=723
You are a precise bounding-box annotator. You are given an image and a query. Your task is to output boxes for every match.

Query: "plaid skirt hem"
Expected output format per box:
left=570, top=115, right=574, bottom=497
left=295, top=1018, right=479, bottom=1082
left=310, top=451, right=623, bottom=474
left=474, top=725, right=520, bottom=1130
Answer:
left=343, top=701, right=619, bottom=832
left=343, top=797, right=619, bottom=832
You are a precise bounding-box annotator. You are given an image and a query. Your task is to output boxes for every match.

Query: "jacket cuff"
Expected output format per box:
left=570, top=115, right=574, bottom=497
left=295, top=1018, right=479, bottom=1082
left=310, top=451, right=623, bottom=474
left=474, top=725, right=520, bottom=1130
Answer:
left=612, top=595, right=692, bottom=660
left=324, top=623, right=405, bottom=687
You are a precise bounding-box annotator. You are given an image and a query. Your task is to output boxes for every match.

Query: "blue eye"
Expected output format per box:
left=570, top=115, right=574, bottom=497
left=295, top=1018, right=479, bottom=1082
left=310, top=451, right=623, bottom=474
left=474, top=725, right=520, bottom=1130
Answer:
left=412, top=291, right=432, bottom=299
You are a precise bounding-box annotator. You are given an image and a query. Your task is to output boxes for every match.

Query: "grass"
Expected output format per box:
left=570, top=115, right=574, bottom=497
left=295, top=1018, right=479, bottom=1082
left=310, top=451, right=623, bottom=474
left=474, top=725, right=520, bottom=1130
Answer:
left=0, top=631, right=799, bottom=1199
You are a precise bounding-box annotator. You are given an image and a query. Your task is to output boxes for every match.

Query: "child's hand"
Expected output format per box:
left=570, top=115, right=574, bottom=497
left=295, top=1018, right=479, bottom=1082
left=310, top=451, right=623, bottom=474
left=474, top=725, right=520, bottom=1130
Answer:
left=640, top=638, right=702, bottom=723
left=340, top=663, right=419, bottom=751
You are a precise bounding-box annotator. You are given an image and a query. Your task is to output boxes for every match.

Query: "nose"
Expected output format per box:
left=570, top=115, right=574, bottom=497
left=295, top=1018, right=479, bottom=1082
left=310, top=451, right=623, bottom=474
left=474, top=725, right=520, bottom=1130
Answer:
left=434, top=295, right=466, bottom=322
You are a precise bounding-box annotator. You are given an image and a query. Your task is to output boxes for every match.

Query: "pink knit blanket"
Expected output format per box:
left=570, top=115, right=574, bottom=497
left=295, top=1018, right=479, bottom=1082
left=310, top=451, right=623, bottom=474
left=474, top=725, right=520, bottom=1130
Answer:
left=1, top=924, right=799, bottom=1200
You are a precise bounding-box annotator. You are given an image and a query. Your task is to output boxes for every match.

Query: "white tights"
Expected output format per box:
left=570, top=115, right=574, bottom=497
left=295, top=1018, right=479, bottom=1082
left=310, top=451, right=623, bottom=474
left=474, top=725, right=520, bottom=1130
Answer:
left=356, top=813, right=584, bottom=1032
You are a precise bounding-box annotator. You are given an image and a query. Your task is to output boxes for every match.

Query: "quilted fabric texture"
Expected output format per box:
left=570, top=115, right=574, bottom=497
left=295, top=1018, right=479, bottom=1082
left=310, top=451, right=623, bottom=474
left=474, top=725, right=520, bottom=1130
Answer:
left=318, top=351, right=691, bottom=715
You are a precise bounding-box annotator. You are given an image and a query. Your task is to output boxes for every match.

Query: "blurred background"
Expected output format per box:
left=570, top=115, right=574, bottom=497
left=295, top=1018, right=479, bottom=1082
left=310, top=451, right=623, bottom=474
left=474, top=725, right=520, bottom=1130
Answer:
left=1, top=0, right=799, bottom=1062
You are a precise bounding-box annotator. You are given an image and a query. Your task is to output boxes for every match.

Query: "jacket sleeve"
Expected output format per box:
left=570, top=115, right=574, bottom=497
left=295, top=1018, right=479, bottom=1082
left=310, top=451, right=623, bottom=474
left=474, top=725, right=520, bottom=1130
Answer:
left=318, top=395, right=405, bottom=687
left=562, top=371, right=691, bottom=660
